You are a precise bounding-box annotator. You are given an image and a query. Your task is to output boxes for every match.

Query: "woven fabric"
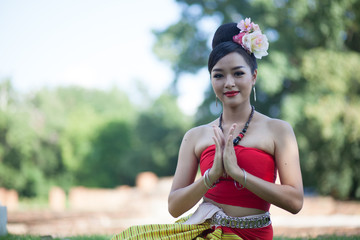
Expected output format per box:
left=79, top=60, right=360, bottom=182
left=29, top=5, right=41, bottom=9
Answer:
left=111, top=216, right=243, bottom=240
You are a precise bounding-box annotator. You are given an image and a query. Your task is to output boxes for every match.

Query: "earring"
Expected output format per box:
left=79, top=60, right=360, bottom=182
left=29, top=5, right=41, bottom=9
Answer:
left=253, top=86, right=257, bottom=102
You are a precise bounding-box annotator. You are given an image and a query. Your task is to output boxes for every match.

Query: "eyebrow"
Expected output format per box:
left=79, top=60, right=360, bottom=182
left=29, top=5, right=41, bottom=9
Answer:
left=212, top=66, right=245, bottom=72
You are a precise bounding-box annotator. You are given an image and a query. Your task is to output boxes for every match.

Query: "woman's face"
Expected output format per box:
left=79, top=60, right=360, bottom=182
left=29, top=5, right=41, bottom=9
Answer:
left=211, top=52, right=257, bottom=107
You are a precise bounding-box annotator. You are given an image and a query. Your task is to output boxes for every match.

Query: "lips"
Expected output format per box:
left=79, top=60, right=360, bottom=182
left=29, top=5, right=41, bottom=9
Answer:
left=224, top=91, right=240, bottom=97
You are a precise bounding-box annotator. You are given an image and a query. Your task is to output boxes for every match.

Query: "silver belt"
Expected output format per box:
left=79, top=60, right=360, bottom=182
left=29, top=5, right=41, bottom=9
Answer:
left=211, top=212, right=271, bottom=229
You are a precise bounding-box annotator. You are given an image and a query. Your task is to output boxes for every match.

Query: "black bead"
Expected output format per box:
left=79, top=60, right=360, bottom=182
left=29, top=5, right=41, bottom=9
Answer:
left=233, top=137, right=240, bottom=146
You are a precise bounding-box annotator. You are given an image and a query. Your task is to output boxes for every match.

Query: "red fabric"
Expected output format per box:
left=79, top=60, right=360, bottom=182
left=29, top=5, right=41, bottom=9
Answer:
left=200, top=145, right=277, bottom=212
left=218, top=224, right=273, bottom=240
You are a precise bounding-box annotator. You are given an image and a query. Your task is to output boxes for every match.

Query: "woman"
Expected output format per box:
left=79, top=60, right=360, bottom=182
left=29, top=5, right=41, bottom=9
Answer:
left=113, top=18, right=303, bottom=240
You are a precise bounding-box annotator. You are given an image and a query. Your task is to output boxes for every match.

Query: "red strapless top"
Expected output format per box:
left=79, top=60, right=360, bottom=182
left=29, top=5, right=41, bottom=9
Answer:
left=200, top=145, right=277, bottom=212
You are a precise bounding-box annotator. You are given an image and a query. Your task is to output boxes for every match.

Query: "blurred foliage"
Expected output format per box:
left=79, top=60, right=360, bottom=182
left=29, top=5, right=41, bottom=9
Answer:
left=153, top=0, right=360, bottom=199
left=134, top=94, right=191, bottom=178
left=0, top=79, right=190, bottom=197
left=1, top=0, right=359, bottom=201
left=284, top=49, right=360, bottom=199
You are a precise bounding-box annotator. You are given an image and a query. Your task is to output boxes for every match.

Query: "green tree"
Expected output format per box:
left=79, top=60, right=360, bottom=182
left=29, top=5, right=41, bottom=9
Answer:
left=133, top=93, right=191, bottom=177
left=56, top=87, right=136, bottom=188
left=153, top=0, right=360, bottom=199
left=284, top=49, right=360, bottom=199
left=0, top=80, right=49, bottom=197
left=0, top=80, right=192, bottom=195
left=0, top=83, right=141, bottom=196
left=79, top=120, right=136, bottom=187
left=75, top=93, right=190, bottom=188
left=53, top=86, right=137, bottom=188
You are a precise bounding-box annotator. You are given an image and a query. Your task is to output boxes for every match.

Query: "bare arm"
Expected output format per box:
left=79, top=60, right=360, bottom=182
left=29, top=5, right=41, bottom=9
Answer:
left=225, top=120, right=304, bottom=214
left=168, top=129, right=210, bottom=218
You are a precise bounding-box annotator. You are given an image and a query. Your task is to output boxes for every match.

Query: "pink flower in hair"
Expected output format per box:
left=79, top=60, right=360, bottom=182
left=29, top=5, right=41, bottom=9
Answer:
left=252, top=23, right=260, bottom=32
left=242, top=30, right=269, bottom=59
left=233, top=17, right=269, bottom=59
left=237, top=18, right=252, bottom=32
left=232, top=32, right=246, bottom=45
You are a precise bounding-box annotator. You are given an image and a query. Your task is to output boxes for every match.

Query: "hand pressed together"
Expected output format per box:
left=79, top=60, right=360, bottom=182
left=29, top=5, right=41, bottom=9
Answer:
left=209, top=125, right=225, bottom=182
left=210, top=124, right=243, bottom=183
left=223, top=124, right=241, bottom=178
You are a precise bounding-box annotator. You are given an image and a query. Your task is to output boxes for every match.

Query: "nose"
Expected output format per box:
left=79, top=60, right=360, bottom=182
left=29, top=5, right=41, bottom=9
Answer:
left=224, top=75, right=235, bottom=88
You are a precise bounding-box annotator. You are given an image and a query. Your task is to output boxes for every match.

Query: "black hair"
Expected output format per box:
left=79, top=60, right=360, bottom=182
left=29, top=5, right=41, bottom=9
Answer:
left=208, top=23, right=257, bottom=74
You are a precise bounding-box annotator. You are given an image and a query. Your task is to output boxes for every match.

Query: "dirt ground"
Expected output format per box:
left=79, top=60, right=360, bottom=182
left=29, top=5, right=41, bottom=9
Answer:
left=6, top=177, right=360, bottom=238
left=6, top=206, right=360, bottom=238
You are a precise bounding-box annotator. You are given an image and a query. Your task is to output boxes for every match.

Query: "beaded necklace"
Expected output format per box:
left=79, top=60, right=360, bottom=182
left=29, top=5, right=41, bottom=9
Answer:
left=218, top=105, right=255, bottom=146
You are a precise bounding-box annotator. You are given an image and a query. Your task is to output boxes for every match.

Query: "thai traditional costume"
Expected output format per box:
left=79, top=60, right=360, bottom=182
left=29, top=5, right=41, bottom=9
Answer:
left=112, top=144, right=277, bottom=240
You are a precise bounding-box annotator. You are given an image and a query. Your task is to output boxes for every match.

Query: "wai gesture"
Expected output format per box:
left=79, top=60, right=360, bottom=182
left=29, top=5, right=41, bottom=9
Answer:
left=209, top=124, right=242, bottom=183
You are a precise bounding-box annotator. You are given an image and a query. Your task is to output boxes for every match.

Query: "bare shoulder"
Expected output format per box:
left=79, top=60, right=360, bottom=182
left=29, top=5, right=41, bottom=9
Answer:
left=182, top=120, right=218, bottom=159
left=183, top=124, right=210, bottom=142
left=267, top=118, right=294, bottom=132
left=250, top=112, right=297, bottom=154
left=266, top=118, right=296, bottom=140
left=265, top=117, right=299, bottom=164
left=251, top=112, right=294, bottom=138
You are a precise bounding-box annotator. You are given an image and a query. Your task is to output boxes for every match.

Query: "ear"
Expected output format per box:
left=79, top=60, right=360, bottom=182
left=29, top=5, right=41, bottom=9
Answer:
left=252, top=69, right=257, bottom=85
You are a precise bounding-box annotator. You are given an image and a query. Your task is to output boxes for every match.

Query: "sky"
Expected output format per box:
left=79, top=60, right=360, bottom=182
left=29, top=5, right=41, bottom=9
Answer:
left=0, top=0, right=210, bottom=115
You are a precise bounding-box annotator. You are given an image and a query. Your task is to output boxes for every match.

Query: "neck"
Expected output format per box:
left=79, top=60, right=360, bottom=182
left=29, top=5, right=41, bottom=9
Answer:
left=221, top=103, right=253, bottom=124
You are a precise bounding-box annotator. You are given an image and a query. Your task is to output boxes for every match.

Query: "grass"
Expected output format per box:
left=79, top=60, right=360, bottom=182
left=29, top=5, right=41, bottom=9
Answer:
left=2, top=235, right=111, bottom=240
left=274, top=237, right=360, bottom=240
left=2, top=235, right=360, bottom=240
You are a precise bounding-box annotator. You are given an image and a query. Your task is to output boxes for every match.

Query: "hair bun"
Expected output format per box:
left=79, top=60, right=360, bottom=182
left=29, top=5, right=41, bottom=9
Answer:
left=211, top=23, right=239, bottom=49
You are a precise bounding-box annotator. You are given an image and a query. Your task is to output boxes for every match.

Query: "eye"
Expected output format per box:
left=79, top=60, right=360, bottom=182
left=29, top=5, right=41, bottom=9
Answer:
left=234, top=71, right=245, bottom=77
left=212, top=73, right=223, bottom=79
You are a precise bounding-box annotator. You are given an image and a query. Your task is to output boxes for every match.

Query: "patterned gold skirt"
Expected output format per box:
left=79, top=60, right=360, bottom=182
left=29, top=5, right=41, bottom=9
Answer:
left=111, top=215, right=243, bottom=240
left=111, top=202, right=273, bottom=240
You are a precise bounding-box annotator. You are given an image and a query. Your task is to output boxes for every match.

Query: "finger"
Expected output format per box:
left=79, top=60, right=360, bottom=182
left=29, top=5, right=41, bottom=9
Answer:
left=225, top=134, right=233, bottom=150
left=213, top=125, right=225, bottom=146
left=215, top=125, right=224, bottom=137
left=212, top=133, right=223, bottom=153
left=228, top=133, right=233, bottom=145
left=212, top=136, right=223, bottom=163
left=216, top=126, right=226, bottom=145
left=212, top=127, right=221, bottom=146
left=228, top=123, right=237, bottom=136
left=212, top=136, right=220, bottom=148
left=212, top=125, right=219, bottom=137
left=224, top=131, right=236, bottom=157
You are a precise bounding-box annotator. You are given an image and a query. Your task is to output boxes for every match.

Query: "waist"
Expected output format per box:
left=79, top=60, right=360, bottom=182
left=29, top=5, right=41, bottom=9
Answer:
left=211, top=211, right=271, bottom=229
left=204, top=184, right=271, bottom=212
left=182, top=202, right=271, bottom=229
left=203, top=197, right=266, bottom=217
